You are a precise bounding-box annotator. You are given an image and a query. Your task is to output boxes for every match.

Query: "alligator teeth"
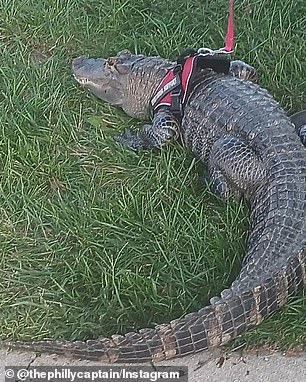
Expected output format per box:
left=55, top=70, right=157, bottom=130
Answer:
left=79, top=78, right=89, bottom=84
left=73, top=74, right=89, bottom=85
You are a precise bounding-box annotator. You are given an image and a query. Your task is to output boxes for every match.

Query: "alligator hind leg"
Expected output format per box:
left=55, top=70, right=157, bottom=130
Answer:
left=199, top=165, right=241, bottom=199
left=298, top=125, right=306, bottom=146
left=209, top=168, right=242, bottom=198
left=229, top=60, right=257, bottom=83
left=208, top=136, right=267, bottom=198
left=291, top=110, right=306, bottom=147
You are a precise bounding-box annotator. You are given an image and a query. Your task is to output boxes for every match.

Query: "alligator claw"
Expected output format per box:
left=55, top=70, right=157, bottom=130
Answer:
left=113, top=129, right=144, bottom=151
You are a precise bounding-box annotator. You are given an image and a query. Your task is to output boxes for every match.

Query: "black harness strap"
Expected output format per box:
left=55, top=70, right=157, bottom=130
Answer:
left=177, top=48, right=231, bottom=73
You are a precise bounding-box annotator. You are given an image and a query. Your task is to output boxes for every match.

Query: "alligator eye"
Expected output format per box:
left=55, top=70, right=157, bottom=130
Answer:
left=107, top=58, right=117, bottom=66
left=106, top=58, right=119, bottom=72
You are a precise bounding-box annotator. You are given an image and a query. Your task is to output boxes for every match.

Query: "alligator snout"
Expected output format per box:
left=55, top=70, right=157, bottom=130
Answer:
left=72, top=56, right=107, bottom=81
left=72, top=56, right=88, bottom=72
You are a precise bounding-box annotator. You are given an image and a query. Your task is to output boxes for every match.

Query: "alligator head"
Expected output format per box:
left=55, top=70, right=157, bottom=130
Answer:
left=72, top=50, right=172, bottom=119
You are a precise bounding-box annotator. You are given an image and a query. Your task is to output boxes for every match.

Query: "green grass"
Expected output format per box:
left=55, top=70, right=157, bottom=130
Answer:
left=0, top=0, right=306, bottom=350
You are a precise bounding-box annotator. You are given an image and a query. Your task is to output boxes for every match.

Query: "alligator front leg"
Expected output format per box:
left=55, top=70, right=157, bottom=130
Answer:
left=113, top=110, right=180, bottom=150
left=207, top=136, right=267, bottom=198
left=229, top=60, right=257, bottom=83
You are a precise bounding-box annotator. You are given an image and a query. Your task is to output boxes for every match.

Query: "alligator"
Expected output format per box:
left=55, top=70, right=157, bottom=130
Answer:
left=5, top=50, right=306, bottom=363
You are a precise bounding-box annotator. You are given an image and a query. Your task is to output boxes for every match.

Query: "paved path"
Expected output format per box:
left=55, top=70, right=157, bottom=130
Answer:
left=1, top=347, right=306, bottom=382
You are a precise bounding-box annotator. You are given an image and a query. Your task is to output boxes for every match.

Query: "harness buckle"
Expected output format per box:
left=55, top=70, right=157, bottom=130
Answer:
left=170, top=91, right=182, bottom=115
left=170, top=65, right=183, bottom=115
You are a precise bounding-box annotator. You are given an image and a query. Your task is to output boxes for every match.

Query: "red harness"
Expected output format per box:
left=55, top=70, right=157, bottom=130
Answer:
left=150, top=52, right=231, bottom=119
left=150, top=56, right=197, bottom=115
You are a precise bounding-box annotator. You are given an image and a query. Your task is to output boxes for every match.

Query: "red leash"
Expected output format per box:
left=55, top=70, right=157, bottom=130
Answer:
left=153, top=0, right=235, bottom=119
left=197, top=0, right=234, bottom=55
left=224, top=0, right=234, bottom=52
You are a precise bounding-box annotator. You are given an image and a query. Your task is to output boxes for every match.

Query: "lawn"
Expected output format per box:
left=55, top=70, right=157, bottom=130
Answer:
left=0, top=0, right=306, bottom=351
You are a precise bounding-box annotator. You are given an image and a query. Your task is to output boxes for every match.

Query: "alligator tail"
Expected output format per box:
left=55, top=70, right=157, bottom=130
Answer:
left=5, top=249, right=306, bottom=362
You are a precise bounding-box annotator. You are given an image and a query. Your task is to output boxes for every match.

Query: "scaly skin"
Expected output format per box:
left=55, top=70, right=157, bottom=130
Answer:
left=4, top=51, right=306, bottom=362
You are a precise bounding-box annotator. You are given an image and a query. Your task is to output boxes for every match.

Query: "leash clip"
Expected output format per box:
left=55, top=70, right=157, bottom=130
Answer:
left=197, top=47, right=233, bottom=56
